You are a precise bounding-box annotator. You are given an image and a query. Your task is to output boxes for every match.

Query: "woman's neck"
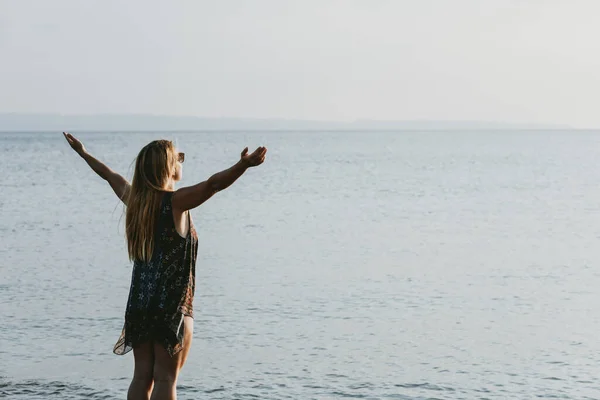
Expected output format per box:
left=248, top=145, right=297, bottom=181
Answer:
left=164, top=180, right=175, bottom=191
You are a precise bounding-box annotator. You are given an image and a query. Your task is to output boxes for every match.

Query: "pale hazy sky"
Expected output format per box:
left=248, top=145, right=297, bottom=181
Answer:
left=1, top=0, right=599, bottom=127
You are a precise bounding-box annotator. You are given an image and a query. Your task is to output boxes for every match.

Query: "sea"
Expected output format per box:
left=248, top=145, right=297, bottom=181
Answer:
left=1, top=130, right=600, bottom=399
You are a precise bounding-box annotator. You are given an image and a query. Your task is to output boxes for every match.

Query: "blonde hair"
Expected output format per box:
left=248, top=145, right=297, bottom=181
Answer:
left=126, top=140, right=177, bottom=262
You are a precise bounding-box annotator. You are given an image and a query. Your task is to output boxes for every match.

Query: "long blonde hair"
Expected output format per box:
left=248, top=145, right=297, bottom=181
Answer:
left=126, top=140, right=177, bottom=262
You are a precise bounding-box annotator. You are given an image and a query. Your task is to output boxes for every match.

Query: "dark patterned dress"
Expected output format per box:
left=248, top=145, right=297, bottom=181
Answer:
left=113, top=191, right=198, bottom=357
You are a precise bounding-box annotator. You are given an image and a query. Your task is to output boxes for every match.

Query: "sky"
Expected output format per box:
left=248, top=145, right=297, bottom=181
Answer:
left=1, top=0, right=599, bottom=127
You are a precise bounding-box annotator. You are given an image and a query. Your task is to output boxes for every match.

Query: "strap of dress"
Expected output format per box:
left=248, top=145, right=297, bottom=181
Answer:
left=159, top=191, right=189, bottom=239
left=156, top=191, right=174, bottom=235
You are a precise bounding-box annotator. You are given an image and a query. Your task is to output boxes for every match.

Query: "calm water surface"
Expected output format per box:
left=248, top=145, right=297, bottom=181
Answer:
left=2, top=130, right=600, bottom=399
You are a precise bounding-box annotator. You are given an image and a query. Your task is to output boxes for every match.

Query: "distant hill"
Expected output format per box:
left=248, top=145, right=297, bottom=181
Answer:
left=0, top=113, right=570, bottom=131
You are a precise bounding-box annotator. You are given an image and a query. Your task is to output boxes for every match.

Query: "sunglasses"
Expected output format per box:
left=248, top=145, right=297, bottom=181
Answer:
left=177, top=152, right=185, bottom=163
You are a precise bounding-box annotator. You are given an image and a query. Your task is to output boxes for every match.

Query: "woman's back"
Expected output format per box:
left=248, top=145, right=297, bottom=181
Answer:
left=114, top=191, right=198, bottom=356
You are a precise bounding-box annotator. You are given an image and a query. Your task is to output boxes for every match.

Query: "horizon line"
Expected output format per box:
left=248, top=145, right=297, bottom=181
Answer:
left=0, top=113, right=584, bottom=130
left=0, top=112, right=572, bottom=125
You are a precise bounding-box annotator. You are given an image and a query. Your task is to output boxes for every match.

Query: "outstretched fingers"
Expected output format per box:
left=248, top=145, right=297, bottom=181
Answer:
left=241, top=146, right=267, bottom=166
left=253, top=146, right=267, bottom=164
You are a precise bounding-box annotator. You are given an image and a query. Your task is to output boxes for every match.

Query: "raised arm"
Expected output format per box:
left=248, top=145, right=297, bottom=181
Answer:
left=172, top=146, right=267, bottom=212
left=63, top=132, right=131, bottom=204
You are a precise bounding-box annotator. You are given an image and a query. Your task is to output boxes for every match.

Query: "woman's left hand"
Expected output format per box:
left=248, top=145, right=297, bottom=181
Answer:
left=240, top=146, right=267, bottom=168
left=63, top=132, right=86, bottom=155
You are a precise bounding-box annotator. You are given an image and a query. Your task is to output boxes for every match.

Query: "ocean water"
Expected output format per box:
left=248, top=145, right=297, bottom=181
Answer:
left=2, top=130, right=600, bottom=399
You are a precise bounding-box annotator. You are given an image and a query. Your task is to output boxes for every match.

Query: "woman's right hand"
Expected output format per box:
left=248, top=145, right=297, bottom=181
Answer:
left=63, top=132, right=86, bottom=156
left=241, top=146, right=267, bottom=168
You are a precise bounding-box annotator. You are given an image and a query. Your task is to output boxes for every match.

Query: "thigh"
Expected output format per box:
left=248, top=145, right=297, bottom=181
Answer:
left=177, top=316, right=194, bottom=369
left=153, top=316, right=194, bottom=380
left=132, top=341, right=155, bottom=380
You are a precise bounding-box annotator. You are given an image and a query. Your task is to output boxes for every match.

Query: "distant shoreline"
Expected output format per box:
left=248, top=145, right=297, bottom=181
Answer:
left=0, top=113, right=572, bottom=131
left=0, top=128, right=585, bottom=134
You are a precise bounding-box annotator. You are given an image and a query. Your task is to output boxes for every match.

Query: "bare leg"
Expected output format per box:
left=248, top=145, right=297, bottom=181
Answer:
left=150, top=316, right=194, bottom=400
left=128, top=341, right=155, bottom=400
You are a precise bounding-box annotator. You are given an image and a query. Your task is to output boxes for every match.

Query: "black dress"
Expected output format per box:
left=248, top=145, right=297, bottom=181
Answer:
left=113, top=191, right=198, bottom=356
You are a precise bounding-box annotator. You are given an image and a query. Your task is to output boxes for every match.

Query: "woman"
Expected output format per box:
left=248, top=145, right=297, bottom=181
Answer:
left=63, top=132, right=267, bottom=400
